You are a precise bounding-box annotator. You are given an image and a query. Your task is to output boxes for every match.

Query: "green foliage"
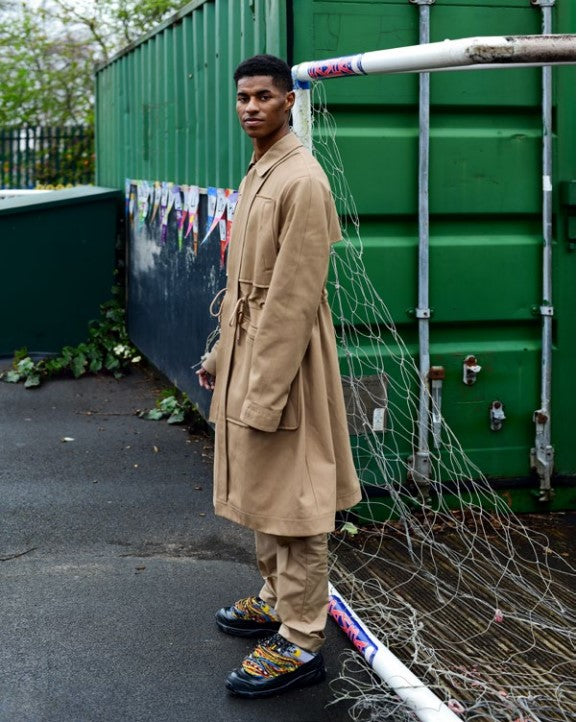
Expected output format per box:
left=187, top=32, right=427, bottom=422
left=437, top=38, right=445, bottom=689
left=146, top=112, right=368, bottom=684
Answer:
left=0, top=292, right=141, bottom=388
left=339, top=522, right=360, bottom=537
left=0, top=0, right=191, bottom=127
left=140, top=390, right=205, bottom=429
left=34, top=127, right=95, bottom=187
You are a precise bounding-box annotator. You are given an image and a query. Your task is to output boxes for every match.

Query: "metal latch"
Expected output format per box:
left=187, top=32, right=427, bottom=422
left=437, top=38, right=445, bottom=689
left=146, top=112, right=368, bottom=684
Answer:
left=463, top=355, right=482, bottom=385
left=531, top=409, right=555, bottom=501
left=489, top=400, right=506, bottom=431
left=429, top=366, right=445, bottom=448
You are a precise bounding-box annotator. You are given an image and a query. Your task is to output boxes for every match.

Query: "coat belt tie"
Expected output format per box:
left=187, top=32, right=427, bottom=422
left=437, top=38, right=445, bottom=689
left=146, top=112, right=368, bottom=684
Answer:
left=209, top=287, right=227, bottom=321
left=228, top=295, right=248, bottom=344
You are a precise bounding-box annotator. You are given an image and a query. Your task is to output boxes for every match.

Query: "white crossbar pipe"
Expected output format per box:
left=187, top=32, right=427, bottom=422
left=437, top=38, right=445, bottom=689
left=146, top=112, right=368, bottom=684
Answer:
left=292, top=34, right=575, bottom=81
left=329, top=584, right=463, bottom=722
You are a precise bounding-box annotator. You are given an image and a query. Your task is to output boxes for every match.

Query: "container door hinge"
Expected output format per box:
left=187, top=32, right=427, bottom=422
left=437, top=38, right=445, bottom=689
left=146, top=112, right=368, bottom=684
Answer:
left=531, top=303, right=555, bottom=317
left=530, top=409, right=555, bottom=501
left=407, top=307, right=433, bottom=319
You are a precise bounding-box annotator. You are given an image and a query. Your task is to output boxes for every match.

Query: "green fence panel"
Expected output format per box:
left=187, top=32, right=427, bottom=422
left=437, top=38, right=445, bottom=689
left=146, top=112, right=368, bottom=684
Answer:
left=0, top=187, right=121, bottom=356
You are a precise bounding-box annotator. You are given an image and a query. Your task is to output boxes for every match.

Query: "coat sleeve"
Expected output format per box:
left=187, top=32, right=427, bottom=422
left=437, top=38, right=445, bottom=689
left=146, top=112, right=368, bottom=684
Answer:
left=201, top=341, right=219, bottom=376
left=239, top=173, right=341, bottom=432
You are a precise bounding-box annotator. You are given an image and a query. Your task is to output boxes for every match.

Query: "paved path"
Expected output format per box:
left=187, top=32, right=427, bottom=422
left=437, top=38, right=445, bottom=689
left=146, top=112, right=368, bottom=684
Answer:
left=0, top=365, right=357, bottom=722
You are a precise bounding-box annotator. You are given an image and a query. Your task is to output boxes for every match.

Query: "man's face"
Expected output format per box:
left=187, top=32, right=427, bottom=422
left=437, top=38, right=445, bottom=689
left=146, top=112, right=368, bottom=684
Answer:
left=236, top=75, right=294, bottom=149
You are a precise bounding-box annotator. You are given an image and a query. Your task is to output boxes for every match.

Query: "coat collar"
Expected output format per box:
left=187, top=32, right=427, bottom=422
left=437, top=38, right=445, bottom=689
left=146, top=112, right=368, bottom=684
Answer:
left=251, top=132, right=303, bottom=177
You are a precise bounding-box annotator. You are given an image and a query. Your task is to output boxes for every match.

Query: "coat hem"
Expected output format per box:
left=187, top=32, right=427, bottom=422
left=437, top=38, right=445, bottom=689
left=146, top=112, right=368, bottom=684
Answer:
left=214, top=501, right=337, bottom=536
left=336, top=488, right=363, bottom=512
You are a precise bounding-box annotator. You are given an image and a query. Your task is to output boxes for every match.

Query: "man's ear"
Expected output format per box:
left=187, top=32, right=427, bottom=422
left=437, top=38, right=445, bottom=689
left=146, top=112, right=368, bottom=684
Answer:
left=285, top=90, right=296, bottom=112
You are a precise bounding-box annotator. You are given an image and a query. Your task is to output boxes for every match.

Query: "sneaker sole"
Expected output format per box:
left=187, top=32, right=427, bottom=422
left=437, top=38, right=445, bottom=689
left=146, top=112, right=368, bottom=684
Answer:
left=215, top=617, right=281, bottom=638
left=225, top=665, right=326, bottom=698
left=216, top=618, right=281, bottom=638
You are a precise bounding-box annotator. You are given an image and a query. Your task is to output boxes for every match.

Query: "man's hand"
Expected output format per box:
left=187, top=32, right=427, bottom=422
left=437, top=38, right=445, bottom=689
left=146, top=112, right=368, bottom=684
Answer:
left=196, top=366, right=215, bottom=390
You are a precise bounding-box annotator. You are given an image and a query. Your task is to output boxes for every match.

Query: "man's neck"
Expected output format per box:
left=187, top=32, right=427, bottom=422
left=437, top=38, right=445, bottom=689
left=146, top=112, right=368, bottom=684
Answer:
left=253, top=126, right=291, bottom=161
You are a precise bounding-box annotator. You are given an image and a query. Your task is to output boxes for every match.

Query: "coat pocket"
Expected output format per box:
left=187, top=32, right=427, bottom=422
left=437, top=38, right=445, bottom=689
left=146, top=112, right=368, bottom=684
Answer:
left=226, top=316, right=302, bottom=431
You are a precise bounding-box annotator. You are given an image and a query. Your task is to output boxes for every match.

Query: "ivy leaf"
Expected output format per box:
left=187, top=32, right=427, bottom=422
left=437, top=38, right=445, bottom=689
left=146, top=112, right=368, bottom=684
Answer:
left=3, top=370, right=21, bottom=383
left=89, top=357, right=103, bottom=373
left=105, top=353, right=120, bottom=371
left=141, top=408, right=164, bottom=421
left=167, top=409, right=185, bottom=425
left=340, top=522, right=359, bottom=537
left=158, top=396, right=179, bottom=414
left=17, top=357, right=35, bottom=374
left=71, top=353, right=87, bottom=378
left=24, top=374, right=41, bottom=388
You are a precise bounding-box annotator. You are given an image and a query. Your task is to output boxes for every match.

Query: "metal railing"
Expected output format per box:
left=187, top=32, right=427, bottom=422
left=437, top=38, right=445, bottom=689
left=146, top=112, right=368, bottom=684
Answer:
left=0, top=125, right=95, bottom=189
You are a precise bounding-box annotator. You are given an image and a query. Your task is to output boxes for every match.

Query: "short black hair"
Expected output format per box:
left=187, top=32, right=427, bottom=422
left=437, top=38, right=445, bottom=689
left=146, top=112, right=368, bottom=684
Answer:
left=233, top=54, right=293, bottom=93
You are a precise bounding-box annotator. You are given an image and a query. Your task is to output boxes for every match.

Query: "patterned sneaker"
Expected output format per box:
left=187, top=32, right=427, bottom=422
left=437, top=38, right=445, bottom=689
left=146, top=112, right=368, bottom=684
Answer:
left=225, top=633, right=325, bottom=698
left=215, top=596, right=281, bottom=638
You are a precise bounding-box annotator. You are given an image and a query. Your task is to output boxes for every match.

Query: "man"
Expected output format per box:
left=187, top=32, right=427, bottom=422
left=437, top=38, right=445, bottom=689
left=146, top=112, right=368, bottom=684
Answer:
left=197, top=54, right=361, bottom=698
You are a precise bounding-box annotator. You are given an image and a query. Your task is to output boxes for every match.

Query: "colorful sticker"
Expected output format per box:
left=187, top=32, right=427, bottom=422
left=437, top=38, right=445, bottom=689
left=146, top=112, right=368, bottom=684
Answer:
left=184, top=185, right=200, bottom=255
left=137, top=180, right=151, bottom=225
left=160, top=182, right=174, bottom=244
left=306, top=54, right=366, bottom=79
left=174, top=185, right=186, bottom=250
left=202, top=187, right=227, bottom=248
left=328, top=594, right=377, bottom=664
left=150, top=181, right=162, bottom=223
left=203, top=187, right=218, bottom=242
left=129, top=186, right=136, bottom=223
left=222, top=189, right=238, bottom=267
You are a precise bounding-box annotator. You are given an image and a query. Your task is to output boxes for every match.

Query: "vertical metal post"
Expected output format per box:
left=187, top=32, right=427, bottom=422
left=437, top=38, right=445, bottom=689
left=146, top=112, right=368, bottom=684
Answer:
left=291, top=79, right=313, bottom=153
left=530, top=0, right=555, bottom=501
left=410, top=0, right=435, bottom=497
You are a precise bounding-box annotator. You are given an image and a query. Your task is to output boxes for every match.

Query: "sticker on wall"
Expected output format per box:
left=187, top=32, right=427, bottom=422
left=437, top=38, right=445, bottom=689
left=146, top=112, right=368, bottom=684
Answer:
left=125, top=178, right=133, bottom=221
left=160, top=182, right=175, bottom=244
left=174, top=185, right=186, bottom=250
left=150, top=181, right=162, bottom=223
left=184, top=185, right=200, bottom=255
left=202, top=187, right=227, bottom=249
left=222, top=189, right=238, bottom=268
left=137, top=180, right=151, bottom=226
left=203, top=187, right=218, bottom=245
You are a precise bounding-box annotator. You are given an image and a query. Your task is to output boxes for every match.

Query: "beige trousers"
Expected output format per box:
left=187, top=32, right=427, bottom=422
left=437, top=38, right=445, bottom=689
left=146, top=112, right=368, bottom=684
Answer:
left=255, top=531, right=329, bottom=653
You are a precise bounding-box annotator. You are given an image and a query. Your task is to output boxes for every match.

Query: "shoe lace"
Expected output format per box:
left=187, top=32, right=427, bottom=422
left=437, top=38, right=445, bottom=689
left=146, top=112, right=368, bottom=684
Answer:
left=242, top=634, right=302, bottom=678
left=234, top=597, right=279, bottom=622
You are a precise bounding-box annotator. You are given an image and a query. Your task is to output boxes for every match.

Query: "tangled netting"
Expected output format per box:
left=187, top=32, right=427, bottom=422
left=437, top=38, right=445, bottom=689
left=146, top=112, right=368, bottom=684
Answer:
left=307, top=82, right=576, bottom=722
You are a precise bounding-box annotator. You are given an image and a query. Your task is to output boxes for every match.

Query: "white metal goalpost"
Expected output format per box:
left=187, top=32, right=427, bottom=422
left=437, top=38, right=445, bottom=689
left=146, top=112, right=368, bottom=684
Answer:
left=290, top=31, right=575, bottom=722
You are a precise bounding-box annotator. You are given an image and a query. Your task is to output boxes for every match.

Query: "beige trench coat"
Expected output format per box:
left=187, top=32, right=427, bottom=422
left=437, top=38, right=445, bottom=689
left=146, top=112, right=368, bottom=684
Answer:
left=202, top=132, right=361, bottom=536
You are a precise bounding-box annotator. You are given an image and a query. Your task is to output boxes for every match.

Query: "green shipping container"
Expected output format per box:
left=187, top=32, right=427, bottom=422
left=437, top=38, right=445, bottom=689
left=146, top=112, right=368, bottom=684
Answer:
left=95, top=0, right=576, bottom=511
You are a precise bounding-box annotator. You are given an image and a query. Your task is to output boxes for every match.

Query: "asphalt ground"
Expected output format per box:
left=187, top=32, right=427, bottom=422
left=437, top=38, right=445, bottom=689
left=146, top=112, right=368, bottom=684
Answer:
left=0, top=364, right=358, bottom=722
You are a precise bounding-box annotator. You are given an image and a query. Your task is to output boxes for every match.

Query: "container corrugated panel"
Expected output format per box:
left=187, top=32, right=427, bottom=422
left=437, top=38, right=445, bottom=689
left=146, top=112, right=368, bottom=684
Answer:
left=292, top=0, right=575, bottom=493
left=95, top=0, right=287, bottom=189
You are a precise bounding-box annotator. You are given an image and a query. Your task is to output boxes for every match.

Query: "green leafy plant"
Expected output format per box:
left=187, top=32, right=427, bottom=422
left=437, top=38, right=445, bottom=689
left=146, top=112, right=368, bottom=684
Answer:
left=339, top=522, right=360, bottom=537
left=139, top=389, right=205, bottom=428
left=0, top=291, right=141, bottom=388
